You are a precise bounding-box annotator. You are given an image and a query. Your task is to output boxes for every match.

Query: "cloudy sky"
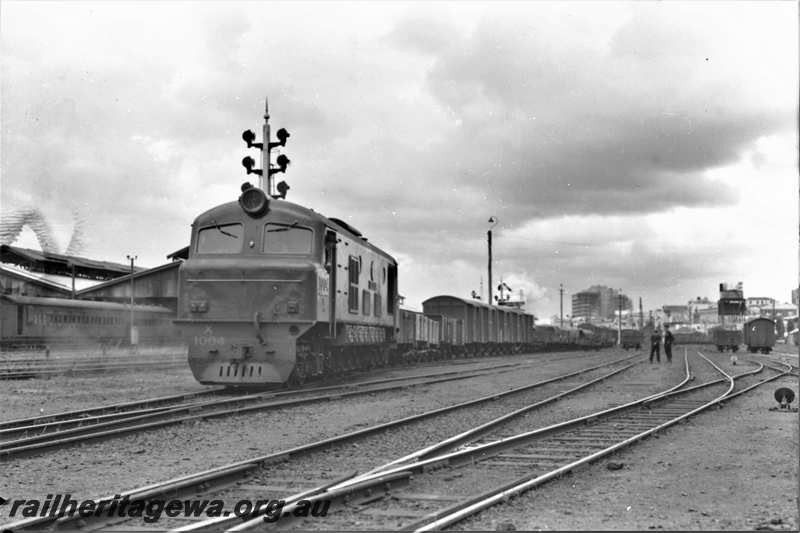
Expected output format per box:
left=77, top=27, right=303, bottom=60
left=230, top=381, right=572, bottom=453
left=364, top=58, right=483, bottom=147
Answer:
left=2, top=1, right=797, bottom=320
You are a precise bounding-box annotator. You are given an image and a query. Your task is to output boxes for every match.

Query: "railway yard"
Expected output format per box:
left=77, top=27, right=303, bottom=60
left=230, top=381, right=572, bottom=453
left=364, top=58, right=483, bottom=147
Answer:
left=1, top=346, right=796, bottom=531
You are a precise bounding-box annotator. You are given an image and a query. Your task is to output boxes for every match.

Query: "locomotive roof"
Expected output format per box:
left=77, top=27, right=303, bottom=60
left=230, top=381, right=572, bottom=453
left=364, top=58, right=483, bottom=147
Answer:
left=422, top=294, right=533, bottom=316
left=194, top=198, right=396, bottom=263
left=2, top=294, right=173, bottom=314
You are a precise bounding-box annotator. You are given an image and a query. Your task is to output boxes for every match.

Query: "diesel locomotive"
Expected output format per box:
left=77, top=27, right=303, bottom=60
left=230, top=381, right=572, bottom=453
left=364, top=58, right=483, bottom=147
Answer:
left=176, top=187, right=399, bottom=385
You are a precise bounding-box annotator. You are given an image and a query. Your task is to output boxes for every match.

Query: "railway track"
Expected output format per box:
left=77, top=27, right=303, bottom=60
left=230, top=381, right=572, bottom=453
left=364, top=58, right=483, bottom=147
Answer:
left=168, top=351, right=789, bottom=532
left=0, top=350, right=611, bottom=433
left=0, top=353, right=644, bottom=531
left=747, top=351, right=799, bottom=376
left=0, top=352, right=637, bottom=459
left=0, top=357, right=188, bottom=380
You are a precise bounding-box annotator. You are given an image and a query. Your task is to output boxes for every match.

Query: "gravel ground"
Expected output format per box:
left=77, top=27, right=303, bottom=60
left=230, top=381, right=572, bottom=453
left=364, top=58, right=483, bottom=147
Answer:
left=0, top=366, right=207, bottom=420
left=0, top=350, right=607, bottom=422
left=0, top=363, right=204, bottom=421
left=0, top=350, right=631, bottom=508
left=460, top=374, right=799, bottom=531
left=281, top=352, right=689, bottom=530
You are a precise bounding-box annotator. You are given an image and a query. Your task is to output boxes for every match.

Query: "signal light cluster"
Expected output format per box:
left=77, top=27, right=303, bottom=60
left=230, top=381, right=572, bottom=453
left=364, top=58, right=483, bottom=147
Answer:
left=240, top=99, right=292, bottom=200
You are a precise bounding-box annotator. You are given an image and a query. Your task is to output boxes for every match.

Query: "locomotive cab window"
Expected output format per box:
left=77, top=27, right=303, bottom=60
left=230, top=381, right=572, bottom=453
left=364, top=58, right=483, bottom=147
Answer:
left=197, top=223, right=243, bottom=254
left=263, top=223, right=313, bottom=254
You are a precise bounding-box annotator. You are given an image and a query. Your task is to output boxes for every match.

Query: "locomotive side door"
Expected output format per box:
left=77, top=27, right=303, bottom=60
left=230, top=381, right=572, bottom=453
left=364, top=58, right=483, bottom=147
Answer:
left=324, top=230, right=338, bottom=338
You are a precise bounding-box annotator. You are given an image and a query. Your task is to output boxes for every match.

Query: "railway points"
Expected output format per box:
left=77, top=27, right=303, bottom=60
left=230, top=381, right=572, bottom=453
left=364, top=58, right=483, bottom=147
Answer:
left=173, top=353, right=786, bottom=532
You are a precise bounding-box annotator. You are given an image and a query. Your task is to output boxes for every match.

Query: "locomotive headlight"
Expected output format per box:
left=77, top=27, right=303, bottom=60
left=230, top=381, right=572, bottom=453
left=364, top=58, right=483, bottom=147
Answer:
left=239, top=187, right=269, bottom=217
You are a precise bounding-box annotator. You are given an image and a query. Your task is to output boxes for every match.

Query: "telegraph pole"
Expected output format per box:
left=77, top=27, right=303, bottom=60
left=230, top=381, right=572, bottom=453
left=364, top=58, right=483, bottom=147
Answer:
left=487, top=230, right=492, bottom=305
left=559, top=283, right=564, bottom=328
left=618, top=289, right=623, bottom=345
left=126, top=254, right=137, bottom=346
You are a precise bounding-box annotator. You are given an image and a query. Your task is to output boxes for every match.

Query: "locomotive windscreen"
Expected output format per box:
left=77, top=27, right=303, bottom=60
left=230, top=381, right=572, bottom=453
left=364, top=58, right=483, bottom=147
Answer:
left=263, top=223, right=313, bottom=254
left=197, top=224, right=243, bottom=254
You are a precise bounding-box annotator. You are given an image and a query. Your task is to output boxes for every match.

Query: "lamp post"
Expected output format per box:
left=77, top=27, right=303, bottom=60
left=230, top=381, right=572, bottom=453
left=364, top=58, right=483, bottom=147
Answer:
left=126, top=254, right=137, bottom=346
left=487, top=216, right=497, bottom=306
left=559, top=283, right=564, bottom=328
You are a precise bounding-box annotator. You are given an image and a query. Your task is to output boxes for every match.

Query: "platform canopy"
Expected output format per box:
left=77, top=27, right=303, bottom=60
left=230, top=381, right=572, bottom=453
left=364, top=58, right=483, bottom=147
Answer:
left=0, top=244, right=142, bottom=281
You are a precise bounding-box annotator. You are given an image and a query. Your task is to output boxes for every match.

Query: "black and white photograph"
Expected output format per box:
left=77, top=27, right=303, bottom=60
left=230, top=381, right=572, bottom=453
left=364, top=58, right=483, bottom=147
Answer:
left=1, top=1, right=797, bottom=531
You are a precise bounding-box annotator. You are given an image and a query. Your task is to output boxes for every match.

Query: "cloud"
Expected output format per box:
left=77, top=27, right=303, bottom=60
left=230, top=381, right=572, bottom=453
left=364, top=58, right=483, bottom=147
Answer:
left=406, top=3, right=795, bottom=219
left=1, top=2, right=796, bottom=319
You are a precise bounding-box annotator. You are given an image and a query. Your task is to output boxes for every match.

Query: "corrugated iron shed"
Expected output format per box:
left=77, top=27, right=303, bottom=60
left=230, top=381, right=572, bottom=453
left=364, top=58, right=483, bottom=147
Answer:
left=0, top=244, right=141, bottom=280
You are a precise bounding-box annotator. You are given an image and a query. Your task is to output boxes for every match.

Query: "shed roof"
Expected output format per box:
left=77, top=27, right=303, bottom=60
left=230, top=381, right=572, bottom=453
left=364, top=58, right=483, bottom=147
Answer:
left=76, top=261, right=181, bottom=296
left=0, top=244, right=141, bottom=280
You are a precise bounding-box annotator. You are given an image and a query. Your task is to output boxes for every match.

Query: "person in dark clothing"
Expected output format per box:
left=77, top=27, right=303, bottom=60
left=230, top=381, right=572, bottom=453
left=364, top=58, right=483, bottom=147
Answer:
left=650, top=327, right=661, bottom=363
left=664, top=324, right=674, bottom=363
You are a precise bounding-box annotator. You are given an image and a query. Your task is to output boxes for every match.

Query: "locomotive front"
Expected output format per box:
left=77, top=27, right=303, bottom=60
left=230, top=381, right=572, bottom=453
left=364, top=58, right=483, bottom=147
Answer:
left=176, top=186, right=328, bottom=385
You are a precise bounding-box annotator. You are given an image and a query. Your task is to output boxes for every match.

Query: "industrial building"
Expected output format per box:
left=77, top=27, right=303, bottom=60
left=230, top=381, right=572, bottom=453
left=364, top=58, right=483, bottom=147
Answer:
left=571, top=285, right=631, bottom=322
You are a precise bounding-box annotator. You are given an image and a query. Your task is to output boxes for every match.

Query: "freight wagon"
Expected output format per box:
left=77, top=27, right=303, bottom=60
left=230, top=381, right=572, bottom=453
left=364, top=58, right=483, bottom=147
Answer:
left=620, top=328, right=643, bottom=350
left=422, top=296, right=535, bottom=356
left=709, top=326, right=742, bottom=352
left=743, top=317, right=776, bottom=354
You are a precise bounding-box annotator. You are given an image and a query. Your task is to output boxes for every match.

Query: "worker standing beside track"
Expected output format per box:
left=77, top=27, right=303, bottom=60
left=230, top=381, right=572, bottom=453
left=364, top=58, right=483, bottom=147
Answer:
left=664, top=324, right=674, bottom=363
left=650, top=326, right=662, bottom=363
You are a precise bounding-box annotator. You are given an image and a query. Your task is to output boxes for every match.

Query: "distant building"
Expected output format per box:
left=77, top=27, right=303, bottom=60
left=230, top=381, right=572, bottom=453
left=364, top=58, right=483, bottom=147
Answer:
left=747, top=297, right=773, bottom=308
left=571, top=285, right=631, bottom=322
left=792, top=288, right=799, bottom=305
left=687, top=297, right=715, bottom=324
left=571, top=291, right=601, bottom=321
left=696, top=306, right=719, bottom=325
left=662, top=305, right=689, bottom=323
left=748, top=301, right=798, bottom=320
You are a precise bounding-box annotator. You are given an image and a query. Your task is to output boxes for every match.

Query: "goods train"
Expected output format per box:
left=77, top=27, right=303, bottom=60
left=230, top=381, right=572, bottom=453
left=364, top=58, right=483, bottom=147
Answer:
left=0, top=294, right=175, bottom=350
left=174, top=184, right=618, bottom=386
left=174, top=102, right=621, bottom=386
